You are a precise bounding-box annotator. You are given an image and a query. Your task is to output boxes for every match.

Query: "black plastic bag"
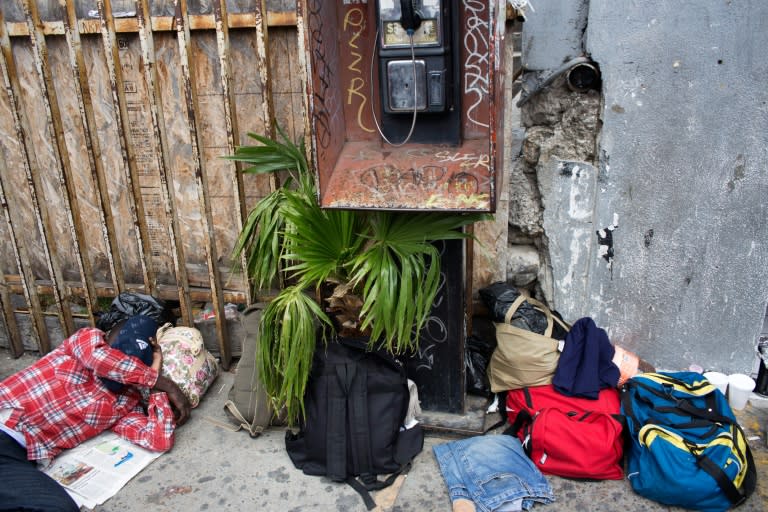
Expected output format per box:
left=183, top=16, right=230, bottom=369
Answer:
left=479, top=282, right=568, bottom=340
left=96, top=292, right=177, bottom=332
left=466, top=334, right=496, bottom=397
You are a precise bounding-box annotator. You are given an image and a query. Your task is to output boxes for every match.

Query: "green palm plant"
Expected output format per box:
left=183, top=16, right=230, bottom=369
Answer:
left=226, top=127, right=489, bottom=425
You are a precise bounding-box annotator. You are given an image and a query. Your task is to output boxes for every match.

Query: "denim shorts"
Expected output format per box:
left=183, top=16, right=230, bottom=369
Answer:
left=433, top=435, right=555, bottom=512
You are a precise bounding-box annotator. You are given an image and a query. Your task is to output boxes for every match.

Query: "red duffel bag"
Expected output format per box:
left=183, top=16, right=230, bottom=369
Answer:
left=505, top=384, right=624, bottom=480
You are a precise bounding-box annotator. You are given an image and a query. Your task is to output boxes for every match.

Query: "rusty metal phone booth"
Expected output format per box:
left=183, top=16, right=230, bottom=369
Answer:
left=298, top=0, right=506, bottom=412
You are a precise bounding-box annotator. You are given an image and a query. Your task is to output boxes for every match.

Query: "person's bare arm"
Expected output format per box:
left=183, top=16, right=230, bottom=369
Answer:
left=152, top=374, right=191, bottom=426
left=148, top=338, right=191, bottom=426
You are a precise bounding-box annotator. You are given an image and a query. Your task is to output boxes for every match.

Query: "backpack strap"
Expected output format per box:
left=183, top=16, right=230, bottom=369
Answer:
left=694, top=449, right=747, bottom=506
left=344, top=478, right=378, bottom=510
left=673, top=393, right=734, bottom=424
left=484, top=387, right=536, bottom=437
left=620, top=382, right=642, bottom=434
left=345, top=462, right=412, bottom=510
left=483, top=417, right=506, bottom=433
left=484, top=387, right=534, bottom=435
left=623, top=379, right=735, bottom=430
left=222, top=399, right=266, bottom=438
left=334, top=362, right=381, bottom=511
left=504, top=408, right=533, bottom=438
left=345, top=363, right=416, bottom=510
left=346, top=363, right=372, bottom=478
left=482, top=391, right=509, bottom=433
left=504, top=296, right=571, bottom=337
left=326, top=363, right=355, bottom=482
left=523, top=387, right=534, bottom=408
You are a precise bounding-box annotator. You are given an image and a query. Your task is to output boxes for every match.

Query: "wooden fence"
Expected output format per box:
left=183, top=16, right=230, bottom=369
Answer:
left=0, top=0, right=303, bottom=368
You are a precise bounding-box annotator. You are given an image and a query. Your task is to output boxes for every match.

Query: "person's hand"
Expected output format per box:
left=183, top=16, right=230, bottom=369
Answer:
left=153, top=375, right=191, bottom=426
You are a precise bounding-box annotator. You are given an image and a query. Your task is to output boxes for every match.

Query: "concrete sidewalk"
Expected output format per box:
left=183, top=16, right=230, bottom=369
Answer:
left=2, top=349, right=767, bottom=511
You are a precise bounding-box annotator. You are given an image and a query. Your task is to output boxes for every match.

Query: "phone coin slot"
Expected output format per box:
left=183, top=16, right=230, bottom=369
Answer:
left=429, top=70, right=445, bottom=108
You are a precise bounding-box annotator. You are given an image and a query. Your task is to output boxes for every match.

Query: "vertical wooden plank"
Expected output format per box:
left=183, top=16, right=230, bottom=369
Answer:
left=0, top=7, right=69, bottom=347
left=0, top=29, right=47, bottom=354
left=209, top=0, right=274, bottom=301
left=295, top=0, right=311, bottom=172
left=0, top=273, right=22, bottom=356
left=174, top=0, right=230, bottom=368
left=62, top=0, right=125, bottom=295
left=0, top=153, right=25, bottom=357
left=97, top=0, right=156, bottom=294
left=254, top=0, right=278, bottom=202
left=22, top=0, right=97, bottom=326
left=254, top=0, right=274, bottom=139
left=135, top=0, right=193, bottom=323
left=212, top=0, right=250, bottom=306
left=227, top=9, right=274, bottom=214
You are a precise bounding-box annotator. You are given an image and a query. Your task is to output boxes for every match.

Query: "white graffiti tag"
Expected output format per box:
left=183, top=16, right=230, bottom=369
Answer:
left=463, top=0, right=489, bottom=128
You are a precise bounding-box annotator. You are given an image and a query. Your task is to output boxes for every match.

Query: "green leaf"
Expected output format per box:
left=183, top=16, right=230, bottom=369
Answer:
left=257, top=286, right=331, bottom=425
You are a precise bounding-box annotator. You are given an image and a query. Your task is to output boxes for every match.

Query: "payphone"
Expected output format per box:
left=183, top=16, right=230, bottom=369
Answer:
left=373, top=0, right=461, bottom=145
left=298, top=0, right=504, bottom=211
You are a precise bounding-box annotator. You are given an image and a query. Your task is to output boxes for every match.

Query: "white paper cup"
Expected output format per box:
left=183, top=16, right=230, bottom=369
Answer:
left=703, top=371, right=729, bottom=395
left=727, top=373, right=755, bottom=411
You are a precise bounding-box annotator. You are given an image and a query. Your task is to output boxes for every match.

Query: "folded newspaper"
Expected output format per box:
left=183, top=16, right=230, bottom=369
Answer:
left=42, top=431, right=164, bottom=509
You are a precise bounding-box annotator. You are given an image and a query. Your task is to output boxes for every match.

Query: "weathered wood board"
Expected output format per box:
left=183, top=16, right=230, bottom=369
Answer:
left=0, top=1, right=294, bottom=364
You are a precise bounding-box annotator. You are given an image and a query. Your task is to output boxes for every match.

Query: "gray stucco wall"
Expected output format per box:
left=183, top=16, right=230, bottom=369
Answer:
left=521, top=0, right=588, bottom=71
left=525, top=0, right=768, bottom=373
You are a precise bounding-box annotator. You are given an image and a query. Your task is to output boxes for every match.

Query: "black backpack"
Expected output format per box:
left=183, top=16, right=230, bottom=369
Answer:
left=285, top=337, right=424, bottom=510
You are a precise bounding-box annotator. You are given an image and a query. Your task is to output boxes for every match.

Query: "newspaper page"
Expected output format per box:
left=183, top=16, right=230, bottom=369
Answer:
left=42, top=431, right=164, bottom=509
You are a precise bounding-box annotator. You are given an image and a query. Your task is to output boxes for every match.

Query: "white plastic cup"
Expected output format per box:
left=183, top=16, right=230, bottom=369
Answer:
left=727, top=373, right=755, bottom=411
left=703, top=371, right=729, bottom=395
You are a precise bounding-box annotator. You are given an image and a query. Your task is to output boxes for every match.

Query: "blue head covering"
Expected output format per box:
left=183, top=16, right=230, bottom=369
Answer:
left=100, top=315, right=157, bottom=393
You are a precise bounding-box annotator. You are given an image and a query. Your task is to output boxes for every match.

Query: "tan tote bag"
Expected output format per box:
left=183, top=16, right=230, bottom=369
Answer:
left=488, top=294, right=570, bottom=392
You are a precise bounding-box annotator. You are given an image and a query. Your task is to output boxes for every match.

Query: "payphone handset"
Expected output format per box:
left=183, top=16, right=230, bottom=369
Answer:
left=375, top=0, right=451, bottom=115
left=379, top=1, right=436, bottom=48
left=393, top=0, right=422, bottom=33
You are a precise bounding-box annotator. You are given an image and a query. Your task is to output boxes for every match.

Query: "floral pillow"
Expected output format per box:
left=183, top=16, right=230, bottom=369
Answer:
left=156, top=323, right=219, bottom=408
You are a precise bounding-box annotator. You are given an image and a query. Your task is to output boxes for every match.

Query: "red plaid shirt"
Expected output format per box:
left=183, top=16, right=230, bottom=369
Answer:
left=0, top=327, right=176, bottom=461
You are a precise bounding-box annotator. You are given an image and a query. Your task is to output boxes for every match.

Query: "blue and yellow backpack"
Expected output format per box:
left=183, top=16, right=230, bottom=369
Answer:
left=621, top=372, right=756, bottom=512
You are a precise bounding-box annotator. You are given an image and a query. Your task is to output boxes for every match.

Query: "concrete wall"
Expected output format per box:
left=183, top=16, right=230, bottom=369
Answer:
left=521, top=0, right=587, bottom=71
left=520, top=0, right=768, bottom=373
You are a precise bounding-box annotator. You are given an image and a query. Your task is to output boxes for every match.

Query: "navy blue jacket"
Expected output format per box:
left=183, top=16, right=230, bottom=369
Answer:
left=552, top=317, right=620, bottom=399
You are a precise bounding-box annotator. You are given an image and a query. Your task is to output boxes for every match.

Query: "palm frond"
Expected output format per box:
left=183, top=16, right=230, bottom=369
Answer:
left=257, top=285, right=332, bottom=425
left=228, top=129, right=316, bottom=293
left=223, top=129, right=311, bottom=196
left=232, top=189, right=288, bottom=290
left=280, top=192, right=363, bottom=288
left=350, top=211, right=487, bottom=352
